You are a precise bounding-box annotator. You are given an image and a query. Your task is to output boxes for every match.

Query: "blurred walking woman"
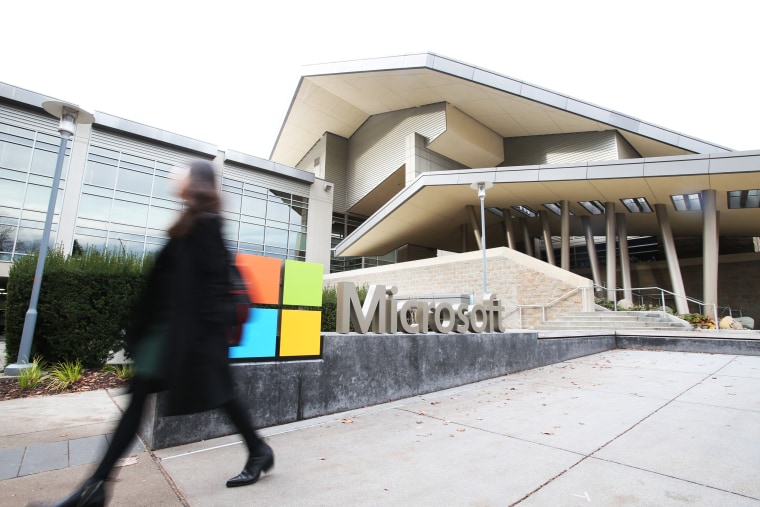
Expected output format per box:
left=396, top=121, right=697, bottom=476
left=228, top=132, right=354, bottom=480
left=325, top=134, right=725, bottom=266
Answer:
left=42, top=161, right=273, bottom=507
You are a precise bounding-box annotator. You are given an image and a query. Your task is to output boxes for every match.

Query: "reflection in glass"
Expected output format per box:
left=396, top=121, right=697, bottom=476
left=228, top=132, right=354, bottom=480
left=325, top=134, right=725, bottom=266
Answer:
left=116, top=168, right=153, bottom=194
left=264, top=227, right=288, bottom=249
left=84, top=161, right=118, bottom=188
left=0, top=179, right=25, bottom=208
left=241, top=195, right=266, bottom=217
left=222, top=190, right=242, bottom=213
left=23, top=184, right=53, bottom=211
left=111, top=199, right=148, bottom=227
left=267, top=201, right=291, bottom=223
left=0, top=223, right=17, bottom=252
left=239, top=222, right=265, bottom=244
left=30, top=149, right=58, bottom=177
left=0, top=141, right=32, bottom=171
left=146, top=206, right=177, bottom=231
left=79, top=194, right=112, bottom=221
left=14, top=226, right=43, bottom=254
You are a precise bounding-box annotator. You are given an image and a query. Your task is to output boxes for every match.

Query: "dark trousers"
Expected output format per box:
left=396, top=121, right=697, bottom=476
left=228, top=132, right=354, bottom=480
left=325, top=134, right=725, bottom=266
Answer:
left=93, top=377, right=262, bottom=480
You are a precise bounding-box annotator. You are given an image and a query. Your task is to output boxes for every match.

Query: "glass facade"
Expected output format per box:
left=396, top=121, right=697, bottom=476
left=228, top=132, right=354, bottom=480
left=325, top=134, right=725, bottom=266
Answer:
left=73, top=146, right=182, bottom=256
left=0, top=122, right=68, bottom=261
left=73, top=148, right=311, bottom=261
left=330, top=212, right=396, bottom=272
left=220, top=176, right=308, bottom=261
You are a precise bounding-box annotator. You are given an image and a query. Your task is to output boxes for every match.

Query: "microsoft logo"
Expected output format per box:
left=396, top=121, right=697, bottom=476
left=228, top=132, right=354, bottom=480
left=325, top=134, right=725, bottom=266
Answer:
left=230, top=253, right=323, bottom=361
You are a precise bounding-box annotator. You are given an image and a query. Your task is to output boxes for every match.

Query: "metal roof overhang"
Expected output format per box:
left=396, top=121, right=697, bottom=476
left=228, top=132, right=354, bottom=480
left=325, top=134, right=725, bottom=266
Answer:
left=271, top=53, right=732, bottom=166
left=334, top=150, right=760, bottom=257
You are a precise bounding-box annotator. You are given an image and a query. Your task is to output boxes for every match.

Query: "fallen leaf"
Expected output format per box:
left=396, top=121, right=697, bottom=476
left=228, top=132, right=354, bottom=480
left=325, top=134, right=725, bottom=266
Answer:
left=341, top=418, right=353, bottom=424
left=457, top=428, right=465, bottom=432
left=317, top=457, right=327, bottom=461
left=541, top=431, right=554, bottom=435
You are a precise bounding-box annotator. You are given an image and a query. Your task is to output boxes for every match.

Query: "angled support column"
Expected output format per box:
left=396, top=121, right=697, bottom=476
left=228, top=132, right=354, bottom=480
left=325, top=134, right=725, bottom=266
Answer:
left=654, top=203, right=689, bottom=315
left=605, top=202, right=617, bottom=301
left=502, top=208, right=516, bottom=249
left=466, top=205, right=482, bottom=250
left=461, top=223, right=468, bottom=252
left=582, top=216, right=602, bottom=287
left=538, top=210, right=556, bottom=265
left=702, top=189, right=719, bottom=318
left=616, top=212, right=632, bottom=301
left=520, top=217, right=534, bottom=256
left=560, top=200, right=570, bottom=270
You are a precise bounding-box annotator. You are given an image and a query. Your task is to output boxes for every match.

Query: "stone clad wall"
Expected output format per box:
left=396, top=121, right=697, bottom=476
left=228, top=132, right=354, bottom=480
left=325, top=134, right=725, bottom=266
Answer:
left=324, top=247, right=594, bottom=329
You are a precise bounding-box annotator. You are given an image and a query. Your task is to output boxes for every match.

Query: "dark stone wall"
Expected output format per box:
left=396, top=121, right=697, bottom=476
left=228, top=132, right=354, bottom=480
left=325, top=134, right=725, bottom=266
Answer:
left=140, top=331, right=760, bottom=449
left=139, top=332, right=615, bottom=449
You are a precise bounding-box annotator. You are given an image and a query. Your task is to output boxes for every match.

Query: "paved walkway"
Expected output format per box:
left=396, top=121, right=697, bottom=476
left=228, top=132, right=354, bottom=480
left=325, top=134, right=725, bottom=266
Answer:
left=1, top=348, right=759, bottom=506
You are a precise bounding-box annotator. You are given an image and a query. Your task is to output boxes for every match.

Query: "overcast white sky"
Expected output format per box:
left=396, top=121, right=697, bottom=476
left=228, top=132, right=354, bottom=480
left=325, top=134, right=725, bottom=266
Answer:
left=3, top=1, right=758, bottom=159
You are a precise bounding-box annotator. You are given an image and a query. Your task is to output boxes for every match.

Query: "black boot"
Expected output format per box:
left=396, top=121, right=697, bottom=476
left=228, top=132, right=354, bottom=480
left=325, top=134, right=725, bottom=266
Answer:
left=226, top=442, right=274, bottom=488
left=43, top=477, right=106, bottom=507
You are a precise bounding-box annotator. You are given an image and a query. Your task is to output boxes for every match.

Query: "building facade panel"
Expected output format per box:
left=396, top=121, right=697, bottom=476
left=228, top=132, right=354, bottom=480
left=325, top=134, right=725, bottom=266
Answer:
left=504, top=130, right=619, bottom=166
left=346, top=103, right=446, bottom=210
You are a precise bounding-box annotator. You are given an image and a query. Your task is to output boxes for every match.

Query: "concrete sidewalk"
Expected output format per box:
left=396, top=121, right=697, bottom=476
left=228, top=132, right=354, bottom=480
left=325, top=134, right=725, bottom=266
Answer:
left=1, top=349, right=759, bottom=506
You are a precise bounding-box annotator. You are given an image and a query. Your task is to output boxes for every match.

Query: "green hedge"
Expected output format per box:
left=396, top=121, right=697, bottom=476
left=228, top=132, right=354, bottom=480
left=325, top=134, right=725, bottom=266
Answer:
left=321, top=284, right=367, bottom=332
left=5, top=248, right=151, bottom=368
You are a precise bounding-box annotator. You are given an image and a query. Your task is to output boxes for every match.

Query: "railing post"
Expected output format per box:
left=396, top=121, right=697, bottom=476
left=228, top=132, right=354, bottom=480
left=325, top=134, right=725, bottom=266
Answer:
left=661, top=290, right=666, bottom=313
left=714, top=304, right=719, bottom=333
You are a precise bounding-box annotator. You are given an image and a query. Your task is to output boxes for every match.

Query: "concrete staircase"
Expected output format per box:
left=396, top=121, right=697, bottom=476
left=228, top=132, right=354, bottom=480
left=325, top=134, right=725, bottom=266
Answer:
left=537, top=310, right=691, bottom=331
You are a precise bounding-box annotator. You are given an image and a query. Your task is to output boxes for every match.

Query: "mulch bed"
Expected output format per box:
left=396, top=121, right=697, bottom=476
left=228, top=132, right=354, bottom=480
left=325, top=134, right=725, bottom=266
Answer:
left=0, top=370, right=130, bottom=401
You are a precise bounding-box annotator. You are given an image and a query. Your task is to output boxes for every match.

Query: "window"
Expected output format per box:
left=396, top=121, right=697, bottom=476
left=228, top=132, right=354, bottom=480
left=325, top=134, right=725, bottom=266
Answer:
left=542, top=203, right=574, bottom=216
left=579, top=200, right=606, bottom=215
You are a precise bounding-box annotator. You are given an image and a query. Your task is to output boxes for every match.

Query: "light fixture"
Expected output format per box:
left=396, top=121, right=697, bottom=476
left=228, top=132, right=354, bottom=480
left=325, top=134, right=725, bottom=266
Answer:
left=5, top=101, right=94, bottom=376
left=579, top=200, right=605, bottom=215
left=728, top=189, right=760, bottom=209
left=620, top=197, right=652, bottom=213
left=511, top=205, right=537, bottom=218
left=542, top=203, right=575, bottom=216
left=671, top=193, right=701, bottom=211
left=469, top=181, right=493, bottom=299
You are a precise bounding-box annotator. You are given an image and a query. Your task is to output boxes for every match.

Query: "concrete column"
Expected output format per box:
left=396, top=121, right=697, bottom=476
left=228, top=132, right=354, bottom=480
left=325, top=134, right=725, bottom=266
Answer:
left=654, top=203, right=689, bottom=315
left=702, top=189, right=719, bottom=318
left=57, top=122, right=93, bottom=255
left=616, top=213, right=633, bottom=301
left=461, top=223, right=468, bottom=252
left=582, top=216, right=602, bottom=287
left=520, top=217, right=534, bottom=256
left=467, top=205, right=482, bottom=250
left=502, top=208, right=516, bottom=249
left=560, top=200, right=570, bottom=270
left=605, top=202, right=617, bottom=301
left=538, top=210, right=556, bottom=265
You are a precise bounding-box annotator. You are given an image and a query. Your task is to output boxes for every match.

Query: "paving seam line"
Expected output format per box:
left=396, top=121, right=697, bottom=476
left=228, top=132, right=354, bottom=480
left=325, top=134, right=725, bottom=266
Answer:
left=105, top=388, right=190, bottom=507
left=508, top=354, right=744, bottom=505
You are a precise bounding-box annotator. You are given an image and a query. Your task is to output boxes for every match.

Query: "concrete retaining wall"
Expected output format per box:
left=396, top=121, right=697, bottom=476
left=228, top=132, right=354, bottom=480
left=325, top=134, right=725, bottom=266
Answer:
left=139, top=331, right=760, bottom=449
left=139, top=331, right=615, bottom=449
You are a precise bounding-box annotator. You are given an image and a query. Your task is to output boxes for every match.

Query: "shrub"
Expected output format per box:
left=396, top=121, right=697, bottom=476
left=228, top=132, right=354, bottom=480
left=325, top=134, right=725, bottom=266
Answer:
left=49, top=359, right=84, bottom=391
left=5, top=247, right=151, bottom=368
left=103, top=363, right=134, bottom=379
left=321, top=284, right=368, bottom=332
left=17, top=356, right=48, bottom=389
left=679, top=313, right=716, bottom=329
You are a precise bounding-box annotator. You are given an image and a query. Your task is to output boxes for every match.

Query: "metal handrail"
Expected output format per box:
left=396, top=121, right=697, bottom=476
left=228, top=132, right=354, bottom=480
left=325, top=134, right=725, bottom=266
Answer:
left=503, top=285, right=594, bottom=328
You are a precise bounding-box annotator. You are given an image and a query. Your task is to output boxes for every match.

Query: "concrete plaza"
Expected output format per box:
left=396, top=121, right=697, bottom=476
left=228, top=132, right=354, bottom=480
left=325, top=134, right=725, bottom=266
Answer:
left=1, top=348, right=759, bottom=506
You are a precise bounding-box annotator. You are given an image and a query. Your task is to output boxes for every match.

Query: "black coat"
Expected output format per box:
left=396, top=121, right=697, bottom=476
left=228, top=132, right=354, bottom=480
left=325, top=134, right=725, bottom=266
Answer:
left=129, top=214, right=234, bottom=415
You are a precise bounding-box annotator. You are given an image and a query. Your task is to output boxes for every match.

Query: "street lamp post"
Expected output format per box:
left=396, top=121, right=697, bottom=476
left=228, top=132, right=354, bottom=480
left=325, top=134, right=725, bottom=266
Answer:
left=470, top=181, right=493, bottom=299
left=5, top=102, right=94, bottom=376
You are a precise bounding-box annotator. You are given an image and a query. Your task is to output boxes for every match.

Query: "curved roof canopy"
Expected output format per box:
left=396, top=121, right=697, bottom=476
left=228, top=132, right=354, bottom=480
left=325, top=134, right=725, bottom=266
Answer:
left=272, top=52, right=731, bottom=166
